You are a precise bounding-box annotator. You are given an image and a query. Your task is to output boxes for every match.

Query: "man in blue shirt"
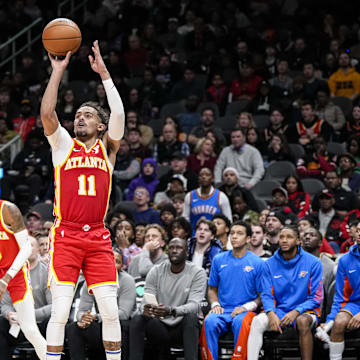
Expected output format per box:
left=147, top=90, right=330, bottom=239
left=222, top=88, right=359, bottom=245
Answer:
left=247, top=226, right=323, bottom=360
left=199, top=221, right=263, bottom=360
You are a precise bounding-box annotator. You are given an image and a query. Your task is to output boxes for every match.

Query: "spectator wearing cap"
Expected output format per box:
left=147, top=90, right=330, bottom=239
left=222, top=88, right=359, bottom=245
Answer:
left=11, top=98, right=36, bottom=141
left=270, top=187, right=294, bottom=215
left=187, top=108, right=226, bottom=149
left=153, top=123, right=190, bottom=165
left=132, top=186, right=161, bottom=225
left=264, top=209, right=298, bottom=254
left=187, top=218, right=223, bottom=276
left=156, top=151, right=198, bottom=192
left=183, top=167, right=232, bottom=234
left=26, top=211, right=44, bottom=236
left=229, top=61, right=263, bottom=101
left=153, top=174, right=186, bottom=208
left=312, top=170, right=359, bottom=216
left=214, top=128, right=264, bottom=189
left=186, top=137, right=217, bottom=174
left=310, top=189, right=343, bottom=253
left=282, top=175, right=311, bottom=218
left=217, top=167, right=259, bottom=212
left=158, top=17, right=182, bottom=53
left=126, top=158, right=159, bottom=201
left=337, top=153, right=360, bottom=193
left=286, top=99, right=333, bottom=149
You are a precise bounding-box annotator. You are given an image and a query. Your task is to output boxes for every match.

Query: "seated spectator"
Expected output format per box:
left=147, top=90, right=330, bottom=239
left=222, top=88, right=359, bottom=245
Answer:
left=172, top=193, right=185, bottom=217
left=129, top=237, right=207, bottom=360
left=187, top=218, right=222, bottom=275
left=249, top=223, right=272, bottom=259
left=123, top=34, right=148, bottom=76
left=263, top=108, right=288, bottom=142
left=0, top=236, right=51, bottom=358
left=66, top=249, right=136, bottom=360
left=183, top=168, right=232, bottom=233
left=283, top=175, right=311, bottom=218
left=161, top=115, right=187, bottom=143
left=214, top=128, right=264, bottom=189
left=131, top=186, right=161, bottom=225
left=113, top=219, right=141, bottom=271
left=128, top=224, right=168, bottom=279
left=286, top=99, right=333, bottom=150
left=264, top=133, right=295, bottom=166
left=234, top=112, right=256, bottom=134
left=153, top=123, right=190, bottom=165
left=342, top=104, right=360, bottom=141
left=270, top=186, right=293, bottom=213
left=169, top=217, right=192, bottom=242
left=56, top=88, right=79, bottom=120
left=156, top=151, right=198, bottom=192
left=176, top=94, right=202, bottom=134
left=302, top=227, right=336, bottom=317
left=297, top=136, right=337, bottom=180
left=125, top=110, right=153, bottom=147
left=269, top=58, right=293, bottom=94
left=159, top=203, right=177, bottom=236
left=246, top=79, right=279, bottom=115
left=205, top=73, right=228, bottom=115
left=217, top=167, right=259, bottom=212
left=259, top=208, right=270, bottom=227
left=113, top=138, right=141, bottom=192
left=36, top=232, right=50, bottom=264
left=303, top=61, right=328, bottom=100
left=337, top=153, right=360, bottom=193
left=340, top=219, right=359, bottom=253
left=127, top=127, right=152, bottom=162
left=346, top=134, right=360, bottom=173
left=317, top=220, right=360, bottom=359
left=212, top=214, right=231, bottom=250
left=153, top=174, right=186, bottom=208
left=315, top=84, right=345, bottom=139
left=11, top=98, right=36, bottom=142
left=248, top=226, right=323, bottom=360
left=246, top=127, right=266, bottom=154
left=126, top=158, right=159, bottom=201
left=25, top=210, right=44, bottom=236
left=200, top=221, right=263, bottom=360
left=187, top=107, right=226, bottom=149
left=310, top=189, right=343, bottom=253
left=134, top=222, right=147, bottom=249
left=229, top=61, right=263, bottom=101
left=231, top=190, right=259, bottom=223
left=186, top=137, right=217, bottom=174
left=0, top=117, right=20, bottom=166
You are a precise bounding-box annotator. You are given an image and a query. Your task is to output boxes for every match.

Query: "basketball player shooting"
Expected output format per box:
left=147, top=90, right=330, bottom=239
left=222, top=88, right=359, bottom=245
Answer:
left=40, top=41, right=125, bottom=360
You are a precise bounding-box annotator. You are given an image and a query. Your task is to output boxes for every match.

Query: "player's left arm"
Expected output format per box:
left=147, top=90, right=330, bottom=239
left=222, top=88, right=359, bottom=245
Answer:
left=88, top=40, right=125, bottom=166
left=0, top=202, right=32, bottom=299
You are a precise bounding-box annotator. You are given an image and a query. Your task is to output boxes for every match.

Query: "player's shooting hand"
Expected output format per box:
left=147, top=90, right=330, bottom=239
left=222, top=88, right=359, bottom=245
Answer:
left=48, top=51, right=72, bottom=72
left=267, top=311, right=282, bottom=333
left=280, top=310, right=299, bottom=327
left=231, top=306, right=247, bottom=318
left=210, top=305, right=224, bottom=314
left=88, top=40, right=108, bottom=78
left=347, top=313, right=360, bottom=330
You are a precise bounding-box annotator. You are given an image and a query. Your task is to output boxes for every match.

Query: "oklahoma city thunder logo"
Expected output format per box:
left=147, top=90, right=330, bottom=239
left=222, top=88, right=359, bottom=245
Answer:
left=299, top=271, right=308, bottom=278
left=244, top=266, right=254, bottom=272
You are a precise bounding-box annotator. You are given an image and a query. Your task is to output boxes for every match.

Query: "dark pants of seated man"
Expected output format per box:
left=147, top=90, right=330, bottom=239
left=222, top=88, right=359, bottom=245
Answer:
left=129, top=313, right=200, bottom=360
left=66, top=320, right=130, bottom=360
left=0, top=316, right=48, bottom=360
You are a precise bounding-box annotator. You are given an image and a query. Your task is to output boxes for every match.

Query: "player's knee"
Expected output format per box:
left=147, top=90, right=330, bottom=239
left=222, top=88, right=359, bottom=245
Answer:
left=295, top=315, right=312, bottom=334
left=204, top=314, right=217, bottom=329
left=50, top=305, right=71, bottom=325
left=333, top=312, right=351, bottom=333
left=100, top=304, right=119, bottom=324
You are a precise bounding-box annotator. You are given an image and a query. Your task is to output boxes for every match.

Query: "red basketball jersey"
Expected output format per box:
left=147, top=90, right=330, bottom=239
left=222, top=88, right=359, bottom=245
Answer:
left=54, top=139, right=112, bottom=223
left=0, top=200, right=20, bottom=269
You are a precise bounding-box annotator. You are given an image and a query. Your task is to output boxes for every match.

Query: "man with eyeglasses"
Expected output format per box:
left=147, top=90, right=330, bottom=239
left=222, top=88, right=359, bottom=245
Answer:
left=132, top=186, right=161, bottom=225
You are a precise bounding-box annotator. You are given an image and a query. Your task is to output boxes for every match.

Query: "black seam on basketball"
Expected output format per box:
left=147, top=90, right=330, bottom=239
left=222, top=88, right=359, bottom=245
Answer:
left=43, top=37, right=82, bottom=40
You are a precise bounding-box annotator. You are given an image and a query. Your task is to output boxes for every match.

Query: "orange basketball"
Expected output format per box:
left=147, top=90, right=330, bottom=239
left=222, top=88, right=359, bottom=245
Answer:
left=42, top=18, right=82, bottom=57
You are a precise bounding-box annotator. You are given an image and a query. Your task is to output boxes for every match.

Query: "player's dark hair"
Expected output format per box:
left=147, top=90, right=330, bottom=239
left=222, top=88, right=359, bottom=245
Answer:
left=79, top=101, right=109, bottom=127
left=281, top=225, right=300, bottom=238
left=230, top=220, right=252, bottom=237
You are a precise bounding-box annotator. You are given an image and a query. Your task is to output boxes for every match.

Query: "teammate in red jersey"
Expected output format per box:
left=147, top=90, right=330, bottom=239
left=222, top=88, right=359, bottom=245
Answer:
left=40, top=41, right=125, bottom=360
left=0, top=200, right=46, bottom=360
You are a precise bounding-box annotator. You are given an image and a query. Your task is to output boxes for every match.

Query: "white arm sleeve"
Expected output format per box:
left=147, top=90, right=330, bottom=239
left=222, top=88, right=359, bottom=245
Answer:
left=103, top=78, right=125, bottom=141
left=7, top=230, right=32, bottom=279
left=46, top=125, right=73, bottom=167
left=219, top=191, right=233, bottom=222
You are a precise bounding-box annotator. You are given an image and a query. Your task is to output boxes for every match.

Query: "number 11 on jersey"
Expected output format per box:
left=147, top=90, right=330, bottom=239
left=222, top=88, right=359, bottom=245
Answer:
left=78, top=175, right=96, bottom=196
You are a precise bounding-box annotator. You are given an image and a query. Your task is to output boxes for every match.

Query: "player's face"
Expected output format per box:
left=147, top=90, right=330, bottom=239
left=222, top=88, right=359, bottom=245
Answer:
left=250, top=225, right=264, bottom=247
left=195, top=223, right=214, bottom=245
left=168, top=238, right=187, bottom=265
left=230, top=225, right=249, bottom=249
left=279, top=228, right=299, bottom=253
left=302, top=228, right=320, bottom=251
left=213, top=218, right=228, bottom=237
left=74, top=106, right=104, bottom=139
left=199, top=168, right=213, bottom=187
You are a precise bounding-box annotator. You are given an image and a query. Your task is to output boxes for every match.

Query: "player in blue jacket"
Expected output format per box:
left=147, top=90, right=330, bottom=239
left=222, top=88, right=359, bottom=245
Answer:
left=199, top=221, right=263, bottom=360
left=248, top=225, right=323, bottom=360
left=316, top=221, right=360, bottom=360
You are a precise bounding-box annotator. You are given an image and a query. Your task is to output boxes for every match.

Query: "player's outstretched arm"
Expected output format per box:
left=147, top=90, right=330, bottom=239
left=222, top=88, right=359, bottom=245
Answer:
left=0, top=202, right=31, bottom=300
left=40, top=51, right=72, bottom=136
left=89, top=40, right=125, bottom=165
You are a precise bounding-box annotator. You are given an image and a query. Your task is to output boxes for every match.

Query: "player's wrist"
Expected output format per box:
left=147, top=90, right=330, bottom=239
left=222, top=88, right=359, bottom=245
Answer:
left=211, top=301, right=221, bottom=309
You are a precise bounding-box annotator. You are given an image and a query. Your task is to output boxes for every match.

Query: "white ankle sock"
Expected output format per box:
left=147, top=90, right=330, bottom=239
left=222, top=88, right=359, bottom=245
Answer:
left=329, top=341, right=344, bottom=360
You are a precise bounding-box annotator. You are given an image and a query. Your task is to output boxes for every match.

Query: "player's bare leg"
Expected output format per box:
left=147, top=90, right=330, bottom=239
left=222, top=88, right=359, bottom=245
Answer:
left=93, top=286, right=121, bottom=359
left=329, top=311, right=352, bottom=360
left=296, top=314, right=313, bottom=360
